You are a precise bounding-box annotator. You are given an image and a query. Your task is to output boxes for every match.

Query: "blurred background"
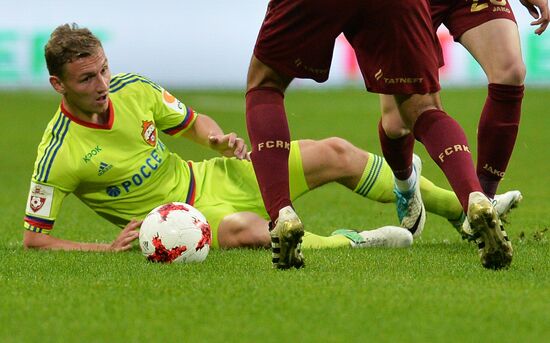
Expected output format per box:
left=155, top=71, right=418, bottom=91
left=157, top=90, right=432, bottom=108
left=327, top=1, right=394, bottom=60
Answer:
left=2, top=0, right=550, bottom=90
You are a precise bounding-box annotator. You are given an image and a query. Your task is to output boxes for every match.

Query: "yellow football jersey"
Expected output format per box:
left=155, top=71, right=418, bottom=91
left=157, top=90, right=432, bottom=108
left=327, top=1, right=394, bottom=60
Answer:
left=24, top=73, right=197, bottom=233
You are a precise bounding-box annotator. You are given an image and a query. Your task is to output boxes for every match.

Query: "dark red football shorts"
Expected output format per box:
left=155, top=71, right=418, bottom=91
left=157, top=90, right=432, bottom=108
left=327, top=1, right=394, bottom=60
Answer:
left=431, top=0, right=517, bottom=66
left=253, top=0, right=441, bottom=95
left=432, top=0, right=516, bottom=41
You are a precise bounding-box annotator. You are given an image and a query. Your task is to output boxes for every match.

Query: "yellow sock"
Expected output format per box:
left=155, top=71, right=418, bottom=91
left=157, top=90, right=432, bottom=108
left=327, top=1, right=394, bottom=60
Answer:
left=419, top=176, right=463, bottom=221
left=354, top=153, right=395, bottom=203
left=354, top=153, right=463, bottom=221
left=301, top=231, right=350, bottom=249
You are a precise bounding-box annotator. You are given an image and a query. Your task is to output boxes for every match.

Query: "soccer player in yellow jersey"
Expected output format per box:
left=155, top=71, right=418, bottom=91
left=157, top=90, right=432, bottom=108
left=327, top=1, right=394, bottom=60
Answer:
left=23, top=24, right=520, bottom=254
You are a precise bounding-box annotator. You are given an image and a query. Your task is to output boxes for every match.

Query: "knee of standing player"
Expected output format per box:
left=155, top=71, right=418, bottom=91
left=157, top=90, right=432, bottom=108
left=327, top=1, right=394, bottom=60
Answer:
left=381, top=115, right=411, bottom=138
left=489, top=59, right=526, bottom=85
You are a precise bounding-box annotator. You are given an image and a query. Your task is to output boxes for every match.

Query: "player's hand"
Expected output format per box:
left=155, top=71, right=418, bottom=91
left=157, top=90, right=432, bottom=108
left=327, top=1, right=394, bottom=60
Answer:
left=520, top=0, right=549, bottom=35
left=208, top=132, right=249, bottom=160
left=110, top=219, right=142, bottom=252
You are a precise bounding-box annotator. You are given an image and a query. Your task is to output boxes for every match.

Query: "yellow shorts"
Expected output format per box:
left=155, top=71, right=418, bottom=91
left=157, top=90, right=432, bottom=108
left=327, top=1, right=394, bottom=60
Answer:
left=190, top=141, right=309, bottom=247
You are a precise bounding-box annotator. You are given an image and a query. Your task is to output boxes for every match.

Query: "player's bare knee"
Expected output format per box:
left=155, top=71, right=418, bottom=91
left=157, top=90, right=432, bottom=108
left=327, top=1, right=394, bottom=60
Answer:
left=381, top=117, right=410, bottom=138
left=227, top=222, right=269, bottom=248
left=323, top=137, right=351, bottom=156
left=489, top=61, right=526, bottom=85
left=218, top=213, right=270, bottom=249
left=241, top=230, right=270, bottom=249
left=396, top=93, right=441, bottom=126
left=323, top=137, right=357, bottom=175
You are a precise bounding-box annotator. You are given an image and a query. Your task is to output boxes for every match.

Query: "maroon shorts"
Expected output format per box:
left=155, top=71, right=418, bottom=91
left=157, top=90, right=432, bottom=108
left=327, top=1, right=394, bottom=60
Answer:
left=431, top=0, right=516, bottom=66
left=432, top=0, right=516, bottom=41
left=253, top=0, right=441, bottom=94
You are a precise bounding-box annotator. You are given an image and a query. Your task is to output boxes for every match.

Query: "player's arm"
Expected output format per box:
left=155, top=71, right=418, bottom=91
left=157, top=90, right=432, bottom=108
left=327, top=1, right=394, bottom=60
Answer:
left=149, top=83, right=248, bottom=159
left=182, top=113, right=249, bottom=159
left=23, top=219, right=141, bottom=252
left=520, top=0, right=549, bottom=34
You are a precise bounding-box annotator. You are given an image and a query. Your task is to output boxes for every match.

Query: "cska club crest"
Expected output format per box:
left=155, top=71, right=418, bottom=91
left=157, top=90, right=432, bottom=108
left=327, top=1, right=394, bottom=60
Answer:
left=30, top=196, right=46, bottom=212
left=141, top=120, right=157, bottom=146
left=29, top=185, right=46, bottom=212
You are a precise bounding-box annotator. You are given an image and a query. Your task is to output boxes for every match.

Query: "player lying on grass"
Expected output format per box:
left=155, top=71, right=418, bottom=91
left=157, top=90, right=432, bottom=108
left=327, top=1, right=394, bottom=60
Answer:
left=22, top=24, right=521, bottom=253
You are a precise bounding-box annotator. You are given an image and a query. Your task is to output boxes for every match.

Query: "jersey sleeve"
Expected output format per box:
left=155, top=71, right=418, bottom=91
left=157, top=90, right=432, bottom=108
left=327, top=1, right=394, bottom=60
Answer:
left=24, top=115, right=76, bottom=234
left=23, top=181, right=69, bottom=234
left=137, top=76, right=198, bottom=136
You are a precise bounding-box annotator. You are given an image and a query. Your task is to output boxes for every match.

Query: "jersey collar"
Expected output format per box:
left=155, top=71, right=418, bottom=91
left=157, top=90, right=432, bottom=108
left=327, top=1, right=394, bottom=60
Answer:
left=60, top=99, right=115, bottom=130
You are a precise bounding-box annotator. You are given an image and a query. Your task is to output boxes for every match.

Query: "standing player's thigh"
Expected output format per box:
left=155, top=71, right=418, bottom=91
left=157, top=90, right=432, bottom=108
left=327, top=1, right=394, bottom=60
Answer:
left=461, top=19, right=523, bottom=83
left=253, top=0, right=359, bottom=82
left=347, top=0, right=440, bottom=95
left=446, top=1, right=520, bottom=82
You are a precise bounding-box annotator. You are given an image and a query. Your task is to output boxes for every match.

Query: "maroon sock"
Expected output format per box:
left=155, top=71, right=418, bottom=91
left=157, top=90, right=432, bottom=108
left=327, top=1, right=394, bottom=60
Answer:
left=378, top=121, right=414, bottom=180
left=245, top=87, right=292, bottom=221
left=414, top=109, right=482, bottom=212
left=477, top=83, right=524, bottom=198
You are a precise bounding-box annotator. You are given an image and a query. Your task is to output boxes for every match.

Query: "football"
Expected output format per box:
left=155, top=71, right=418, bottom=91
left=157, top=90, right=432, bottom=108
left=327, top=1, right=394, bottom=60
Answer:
left=139, top=202, right=211, bottom=263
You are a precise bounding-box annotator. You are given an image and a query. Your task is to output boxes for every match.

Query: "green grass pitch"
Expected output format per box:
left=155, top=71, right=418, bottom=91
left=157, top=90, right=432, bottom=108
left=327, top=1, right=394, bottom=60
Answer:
left=1, top=87, right=549, bottom=342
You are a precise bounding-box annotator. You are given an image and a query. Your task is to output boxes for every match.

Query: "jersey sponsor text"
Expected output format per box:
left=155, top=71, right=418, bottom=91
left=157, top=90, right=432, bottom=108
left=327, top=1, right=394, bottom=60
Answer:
left=105, top=141, right=166, bottom=196
left=383, top=77, right=423, bottom=84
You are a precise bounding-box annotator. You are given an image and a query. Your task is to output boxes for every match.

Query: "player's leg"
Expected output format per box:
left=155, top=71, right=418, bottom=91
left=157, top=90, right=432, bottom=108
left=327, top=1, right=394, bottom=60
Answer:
left=246, top=54, right=304, bottom=269
left=217, top=212, right=271, bottom=249
left=352, top=0, right=511, bottom=268
left=195, top=152, right=350, bottom=252
left=377, top=94, right=441, bottom=236
left=214, top=142, right=522, bottom=248
left=217, top=212, right=354, bottom=249
left=395, top=92, right=478, bottom=211
left=217, top=211, right=413, bottom=250
left=296, top=138, right=463, bottom=226
left=354, top=0, right=510, bottom=267
left=347, top=0, right=443, bottom=237
left=378, top=85, right=521, bottom=239
left=306, top=127, right=521, bottom=238
left=378, top=94, right=467, bottom=219
left=246, top=0, right=355, bottom=268
left=246, top=56, right=294, bottom=222
left=460, top=19, right=525, bottom=198
left=400, top=92, right=512, bottom=269
left=299, top=133, right=420, bottom=209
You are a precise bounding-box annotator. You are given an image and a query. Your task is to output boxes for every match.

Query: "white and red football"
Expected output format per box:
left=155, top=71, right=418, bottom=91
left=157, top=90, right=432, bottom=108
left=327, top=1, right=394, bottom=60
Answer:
left=139, top=202, right=211, bottom=263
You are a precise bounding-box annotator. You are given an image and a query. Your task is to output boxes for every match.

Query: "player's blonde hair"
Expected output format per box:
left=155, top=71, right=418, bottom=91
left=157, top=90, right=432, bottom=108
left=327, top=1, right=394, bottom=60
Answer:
left=44, top=23, right=103, bottom=78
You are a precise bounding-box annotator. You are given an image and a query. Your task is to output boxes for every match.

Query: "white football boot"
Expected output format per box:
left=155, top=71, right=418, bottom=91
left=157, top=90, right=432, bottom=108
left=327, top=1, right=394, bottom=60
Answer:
left=451, top=190, right=522, bottom=241
left=332, top=226, right=413, bottom=248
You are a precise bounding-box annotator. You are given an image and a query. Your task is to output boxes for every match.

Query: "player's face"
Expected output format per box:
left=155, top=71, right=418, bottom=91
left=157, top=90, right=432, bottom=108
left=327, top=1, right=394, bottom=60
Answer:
left=57, top=49, right=111, bottom=117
